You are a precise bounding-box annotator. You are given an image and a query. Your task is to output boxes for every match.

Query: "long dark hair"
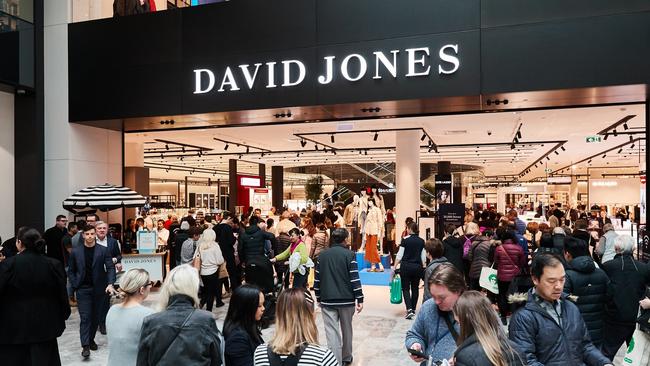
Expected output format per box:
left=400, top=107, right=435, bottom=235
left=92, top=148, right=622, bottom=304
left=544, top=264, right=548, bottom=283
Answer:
left=223, top=285, right=263, bottom=344
left=17, top=227, right=46, bottom=252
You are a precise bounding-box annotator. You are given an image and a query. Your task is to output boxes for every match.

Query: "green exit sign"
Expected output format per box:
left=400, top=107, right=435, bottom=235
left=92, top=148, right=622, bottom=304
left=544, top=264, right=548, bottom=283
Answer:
left=586, top=136, right=602, bottom=143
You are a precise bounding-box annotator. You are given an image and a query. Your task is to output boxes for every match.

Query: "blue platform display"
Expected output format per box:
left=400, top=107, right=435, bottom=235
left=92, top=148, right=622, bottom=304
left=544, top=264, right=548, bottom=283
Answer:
left=355, top=252, right=391, bottom=270
left=358, top=268, right=394, bottom=286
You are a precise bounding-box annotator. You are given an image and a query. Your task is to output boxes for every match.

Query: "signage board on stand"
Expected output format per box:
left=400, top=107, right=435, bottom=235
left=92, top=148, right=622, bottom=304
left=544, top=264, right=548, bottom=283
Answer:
left=434, top=174, right=452, bottom=207
left=437, top=203, right=465, bottom=239
left=137, top=230, right=157, bottom=253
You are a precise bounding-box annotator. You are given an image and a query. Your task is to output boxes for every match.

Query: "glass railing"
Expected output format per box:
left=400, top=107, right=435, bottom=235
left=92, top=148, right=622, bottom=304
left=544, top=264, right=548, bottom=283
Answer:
left=71, top=0, right=228, bottom=23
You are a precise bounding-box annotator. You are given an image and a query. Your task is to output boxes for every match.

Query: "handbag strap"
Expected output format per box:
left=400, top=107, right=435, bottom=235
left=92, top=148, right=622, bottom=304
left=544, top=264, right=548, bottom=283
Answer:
left=498, top=245, right=519, bottom=272
left=153, top=309, right=195, bottom=364
left=440, top=310, right=459, bottom=342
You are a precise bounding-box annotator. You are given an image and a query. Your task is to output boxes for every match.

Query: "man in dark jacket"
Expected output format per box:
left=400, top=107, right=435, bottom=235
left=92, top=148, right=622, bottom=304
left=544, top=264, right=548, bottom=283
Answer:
left=563, top=237, right=609, bottom=347
left=314, top=228, right=364, bottom=366
left=442, top=224, right=463, bottom=274
left=239, top=215, right=276, bottom=265
left=43, top=214, right=68, bottom=264
left=68, top=225, right=116, bottom=359
left=509, top=254, right=612, bottom=366
left=215, top=212, right=241, bottom=290
left=601, top=234, right=650, bottom=361
left=172, top=221, right=190, bottom=266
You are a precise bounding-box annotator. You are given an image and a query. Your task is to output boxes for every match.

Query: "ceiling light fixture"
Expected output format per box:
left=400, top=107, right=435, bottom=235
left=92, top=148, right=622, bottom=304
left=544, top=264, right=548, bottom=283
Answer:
left=630, top=143, right=635, bottom=149
left=300, top=139, right=307, bottom=148
left=623, top=122, right=629, bottom=130
left=165, top=144, right=169, bottom=150
left=554, top=150, right=559, bottom=155
left=618, top=148, right=623, bottom=154
left=224, top=144, right=229, bottom=151
left=421, top=133, right=426, bottom=141
left=546, top=156, right=550, bottom=161
left=613, top=129, right=618, bottom=137
left=603, top=134, right=609, bottom=141
left=181, top=146, right=186, bottom=153
left=561, top=146, right=566, bottom=151
left=602, top=154, right=606, bottom=158
left=331, top=134, right=335, bottom=143
left=314, top=144, right=318, bottom=151
left=373, top=131, right=379, bottom=141
left=246, top=146, right=250, bottom=153
left=629, top=136, right=634, bottom=142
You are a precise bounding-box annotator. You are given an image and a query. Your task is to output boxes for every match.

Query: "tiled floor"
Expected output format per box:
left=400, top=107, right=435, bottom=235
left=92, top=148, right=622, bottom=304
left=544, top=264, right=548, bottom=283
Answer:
left=58, top=285, right=625, bottom=365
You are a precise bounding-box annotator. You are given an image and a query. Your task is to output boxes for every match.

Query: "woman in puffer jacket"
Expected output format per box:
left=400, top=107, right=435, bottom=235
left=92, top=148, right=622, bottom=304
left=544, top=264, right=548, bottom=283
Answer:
left=494, top=229, right=525, bottom=324
left=468, top=233, right=495, bottom=291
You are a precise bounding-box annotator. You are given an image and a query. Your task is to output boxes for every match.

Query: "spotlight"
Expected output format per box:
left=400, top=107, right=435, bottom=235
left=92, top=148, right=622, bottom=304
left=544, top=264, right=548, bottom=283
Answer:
left=246, top=147, right=250, bottom=153
left=554, top=150, right=559, bottom=155
left=546, top=156, right=550, bottom=161
left=561, top=146, right=566, bottom=151
left=333, top=150, right=337, bottom=155
left=510, top=143, right=515, bottom=150
left=421, top=133, right=426, bottom=141
left=602, top=154, right=606, bottom=158
left=261, top=152, right=265, bottom=157
left=182, top=146, right=186, bottom=153
left=373, top=131, right=379, bottom=141
left=160, top=153, right=164, bottom=159
left=623, top=123, right=629, bottom=130
left=618, top=148, right=623, bottom=154
left=514, top=137, right=519, bottom=144
left=297, top=153, right=300, bottom=157
left=239, top=154, right=242, bottom=159
left=165, top=144, right=169, bottom=150
left=300, top=139, right=307, bottom=148
left=534, top=164, right=537, bottom=168
left=587, top=159, right=592, bottom=164
left=613, top=129, right=618, bottom=137
left=364, top=150, right=368, bottom=155
left=517, top=130, right=522, bottom=139
left=331, top=134, right=335, bottom=143
left=604, top=134, right=609, bottom=141
left=630, top=143, right=635, bottom=149
left=314, top=144, right=318, bottom=151
left=629, top=136, right=634, bottom=142
left=224, top=144, right=229, bottom=151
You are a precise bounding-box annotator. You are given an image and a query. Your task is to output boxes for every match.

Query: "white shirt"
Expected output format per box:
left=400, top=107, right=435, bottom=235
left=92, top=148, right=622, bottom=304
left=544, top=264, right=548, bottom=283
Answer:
left=97, top=237, right=108, bottom=247
left=157, top=228, right=169, bottom=246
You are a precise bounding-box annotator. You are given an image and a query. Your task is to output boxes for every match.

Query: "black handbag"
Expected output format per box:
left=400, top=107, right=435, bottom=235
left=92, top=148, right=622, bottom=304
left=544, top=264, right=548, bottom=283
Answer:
left=507, top=267, right=533, bottom=296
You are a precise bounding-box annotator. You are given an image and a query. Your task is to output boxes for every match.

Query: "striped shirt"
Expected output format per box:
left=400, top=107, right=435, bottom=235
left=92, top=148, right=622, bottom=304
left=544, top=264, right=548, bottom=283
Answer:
left=314, top=244, right=364, bottom=307
left=253, top=344, right=338, bottom=366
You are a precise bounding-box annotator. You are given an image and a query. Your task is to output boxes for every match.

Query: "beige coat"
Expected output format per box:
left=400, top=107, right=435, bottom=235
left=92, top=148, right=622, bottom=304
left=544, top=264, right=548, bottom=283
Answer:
left=343, top=203, right=357, bottom=226
left=364, top=206, right=384, bottom=237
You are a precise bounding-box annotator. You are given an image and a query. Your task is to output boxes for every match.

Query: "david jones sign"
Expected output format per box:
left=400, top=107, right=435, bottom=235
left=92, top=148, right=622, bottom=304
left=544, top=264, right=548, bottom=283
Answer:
left=193, top=45, right=461, bottom=94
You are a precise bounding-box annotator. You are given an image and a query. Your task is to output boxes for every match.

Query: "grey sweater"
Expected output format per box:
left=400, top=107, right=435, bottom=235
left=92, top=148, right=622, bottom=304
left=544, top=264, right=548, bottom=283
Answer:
left=106, top=304, right=155, bottom=366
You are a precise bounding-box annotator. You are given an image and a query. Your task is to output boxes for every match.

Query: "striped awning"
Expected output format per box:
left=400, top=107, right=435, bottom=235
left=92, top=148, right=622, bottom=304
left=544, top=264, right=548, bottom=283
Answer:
left=62, top=183, right=147, bottom=213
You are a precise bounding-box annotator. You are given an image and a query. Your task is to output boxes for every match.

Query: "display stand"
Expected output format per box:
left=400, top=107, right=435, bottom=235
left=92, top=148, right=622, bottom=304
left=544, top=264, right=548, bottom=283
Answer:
left=120, top=253, right=166, bottom=283
left=356, top=252, right=392, bottom=286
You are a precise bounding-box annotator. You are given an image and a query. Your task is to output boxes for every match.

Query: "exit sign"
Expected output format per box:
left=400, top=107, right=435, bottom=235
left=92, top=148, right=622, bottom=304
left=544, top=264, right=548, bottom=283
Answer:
left=586, top=136, right=602, bottom=143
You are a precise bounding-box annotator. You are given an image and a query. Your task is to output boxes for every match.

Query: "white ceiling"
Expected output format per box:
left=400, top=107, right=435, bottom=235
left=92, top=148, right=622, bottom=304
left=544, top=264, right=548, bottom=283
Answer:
left=126, top=103, right=646, bottom=182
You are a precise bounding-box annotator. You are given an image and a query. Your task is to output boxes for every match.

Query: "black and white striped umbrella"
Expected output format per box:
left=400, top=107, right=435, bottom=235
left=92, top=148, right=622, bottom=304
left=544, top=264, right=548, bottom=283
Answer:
left=62, top=183, right=147, bottom=213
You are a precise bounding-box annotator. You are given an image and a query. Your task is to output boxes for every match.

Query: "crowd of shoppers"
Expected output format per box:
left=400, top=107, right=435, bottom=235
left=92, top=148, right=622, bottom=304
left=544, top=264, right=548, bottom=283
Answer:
left=0, top=201, right=647, bottom=365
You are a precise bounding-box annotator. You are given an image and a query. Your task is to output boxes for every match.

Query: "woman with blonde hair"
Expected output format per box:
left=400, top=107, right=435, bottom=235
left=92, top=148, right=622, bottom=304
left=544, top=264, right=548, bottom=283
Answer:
left=452, top=291, right=524, bottom=366
left=106, top=269, right=154, bottom=366
left=194, top=228, right=225, bottom=311
left=253, top=287, right=338, bottom=366
left=137, top=265, right=223, bottom=366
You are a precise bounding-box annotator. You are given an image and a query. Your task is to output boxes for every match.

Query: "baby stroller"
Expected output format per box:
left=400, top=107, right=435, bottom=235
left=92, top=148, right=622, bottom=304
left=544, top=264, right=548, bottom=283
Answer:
left=244, top=255, right=279, bottom=328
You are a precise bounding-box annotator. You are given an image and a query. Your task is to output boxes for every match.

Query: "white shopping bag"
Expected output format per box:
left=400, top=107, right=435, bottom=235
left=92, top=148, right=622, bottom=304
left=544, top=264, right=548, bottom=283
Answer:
left=479, top=265, right=499, bottom=294
left=623, top=329, right=650, bottom=366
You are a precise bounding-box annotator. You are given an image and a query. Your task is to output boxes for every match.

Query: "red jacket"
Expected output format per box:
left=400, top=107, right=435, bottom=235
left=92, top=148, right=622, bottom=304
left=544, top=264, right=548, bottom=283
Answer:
left=494, top=240, right=525, bottom=281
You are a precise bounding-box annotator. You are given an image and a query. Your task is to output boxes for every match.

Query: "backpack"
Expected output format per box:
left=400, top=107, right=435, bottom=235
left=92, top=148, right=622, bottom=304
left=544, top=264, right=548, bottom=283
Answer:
left=462, top=235, right=474, bottom=259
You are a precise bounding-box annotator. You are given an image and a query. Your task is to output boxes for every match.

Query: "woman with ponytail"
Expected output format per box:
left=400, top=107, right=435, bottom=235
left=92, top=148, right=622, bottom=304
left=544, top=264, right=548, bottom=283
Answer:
left=452, top=291, right=524, bottom=366
left=0, top=227, right=71, bottom=366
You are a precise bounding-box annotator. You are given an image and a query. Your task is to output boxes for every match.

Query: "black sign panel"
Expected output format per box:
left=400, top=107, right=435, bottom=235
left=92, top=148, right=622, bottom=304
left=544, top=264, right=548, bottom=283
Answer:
left=435, top=174, right=453, bottom=205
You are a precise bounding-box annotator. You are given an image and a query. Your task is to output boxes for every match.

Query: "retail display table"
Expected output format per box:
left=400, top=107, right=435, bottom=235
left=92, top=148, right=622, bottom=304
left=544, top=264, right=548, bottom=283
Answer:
left=120, top=252, right=166, bottom=283
left=356, top=252, right=393, bottom=286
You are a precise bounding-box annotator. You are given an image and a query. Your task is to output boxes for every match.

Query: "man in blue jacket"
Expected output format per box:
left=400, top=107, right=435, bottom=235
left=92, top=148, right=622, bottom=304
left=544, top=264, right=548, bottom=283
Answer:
left=68, top=224, right=116, bottom=359
left=509, top=253, right=612, bottom=366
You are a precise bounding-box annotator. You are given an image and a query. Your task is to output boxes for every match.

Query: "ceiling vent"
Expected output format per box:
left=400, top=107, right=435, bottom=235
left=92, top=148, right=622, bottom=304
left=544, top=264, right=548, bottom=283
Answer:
left=443, top=130, right=468, bottom=135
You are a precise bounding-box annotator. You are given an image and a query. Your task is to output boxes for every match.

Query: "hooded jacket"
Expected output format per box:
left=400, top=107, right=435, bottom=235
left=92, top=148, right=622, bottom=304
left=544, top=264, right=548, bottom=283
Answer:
left=468, top=236, right=494, bottom=280
left=442, top=236, right=464, bottom=273
left=508, top=290, right=610, bottom=366
left=564, top=255, right=609, bottom=346
left=495, top=240, right=525, bottom=281
left=239, top=225, right=276, bottom=264
left=602, top=254, right=650, bottom=324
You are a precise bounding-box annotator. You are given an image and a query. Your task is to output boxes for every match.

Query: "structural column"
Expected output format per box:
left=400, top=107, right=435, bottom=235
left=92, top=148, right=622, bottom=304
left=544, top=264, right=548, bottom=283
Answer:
left=228, top=159, right=238, bottom=214
left=395, top=130, right=420, bottom=245
left=272, top=166, right=284, bottom=210
left=259, top=163, right=266, bottom=188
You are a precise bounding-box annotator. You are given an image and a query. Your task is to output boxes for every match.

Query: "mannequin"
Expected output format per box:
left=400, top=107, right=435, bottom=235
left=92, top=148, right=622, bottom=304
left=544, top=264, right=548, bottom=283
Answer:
left=344, top=195, right=360, bottom=250
left=357, top=188, right=369, bottom=252
left=371, top=186, right=386, bottom=217
left=364, top=197, right=385, bottom=272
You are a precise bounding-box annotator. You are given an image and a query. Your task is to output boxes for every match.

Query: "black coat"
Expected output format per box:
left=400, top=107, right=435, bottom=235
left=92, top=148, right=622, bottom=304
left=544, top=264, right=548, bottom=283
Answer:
left=0, top=250, right=71, bottom=344
left=563, top=255, right=609, bottom=345
left=508, top=290, right=610, bottom=366
left=173, top=230, right=189, bottom=262
left=68, top=243, right=116, bottom=292
left=239, top=225, right=276, bottom=264
left=224, top=326, right=262, bottom=366
left=215, top=223, right=236, bottom=262
left=137, top=295, right=223, bottom=366
left=43, top=226, right=66, bottom=264
left=454, top=334, right=524, bottom=366
left=602, top=254, right=650, bottom=324
left=442, top=236, right=464, bottom=273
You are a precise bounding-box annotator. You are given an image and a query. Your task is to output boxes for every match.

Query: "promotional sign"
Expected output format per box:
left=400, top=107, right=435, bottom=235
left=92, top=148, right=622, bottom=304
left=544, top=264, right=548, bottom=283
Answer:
left=121, top=254, right=164, bottom=282
left=435, top=174, right=452, bottom=205
left=437, top=203, right=465, bottom=239
left=137, top=230, right=157, bottom=253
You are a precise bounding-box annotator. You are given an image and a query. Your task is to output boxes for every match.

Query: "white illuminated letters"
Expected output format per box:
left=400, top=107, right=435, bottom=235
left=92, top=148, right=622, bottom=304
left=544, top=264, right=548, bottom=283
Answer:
left=340, top=54, right=368, bottom=82
left=281, top=60, right=306, bottom=87
left=318, top=56, right=336, bottom=85
left=192, top=44, right=462, bottom=95
left=405, top=47, right=431, bottom=77
left=373, top=50, right=399, bottom=79
left=193, top=69, right=215, bottom=94
left=239, top=63, right=263, bottom=89
left=217, top=67, right=240, bottom=92
left=438, top=44, right=459, bottom=74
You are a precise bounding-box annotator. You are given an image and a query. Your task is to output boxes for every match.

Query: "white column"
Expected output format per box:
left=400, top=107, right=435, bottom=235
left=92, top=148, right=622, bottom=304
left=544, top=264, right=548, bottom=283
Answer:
left=569, top=175, right=579, bottom=207
left=44, top=0, right=122, bottom=224
left=395, top=130, right=420, bottom=245
left=0, top=91, right=15, bottom=240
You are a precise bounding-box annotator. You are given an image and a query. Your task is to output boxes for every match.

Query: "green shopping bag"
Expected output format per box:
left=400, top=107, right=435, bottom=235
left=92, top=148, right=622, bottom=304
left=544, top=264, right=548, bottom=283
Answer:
left=390, top=275, right=402, bottom=304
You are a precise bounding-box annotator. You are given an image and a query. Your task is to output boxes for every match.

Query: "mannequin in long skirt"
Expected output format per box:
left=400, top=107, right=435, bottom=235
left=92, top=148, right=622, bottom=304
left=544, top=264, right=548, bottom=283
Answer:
left=364, top=198, right=385, bottom=272
left=357, top=189, right=369, bottom=252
